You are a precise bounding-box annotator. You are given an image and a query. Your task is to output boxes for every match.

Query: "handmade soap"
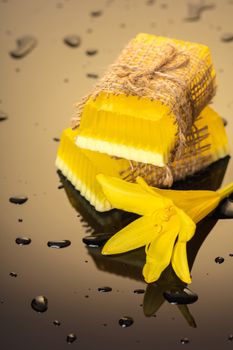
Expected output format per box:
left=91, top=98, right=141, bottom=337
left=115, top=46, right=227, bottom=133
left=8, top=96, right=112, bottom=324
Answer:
left=73, top=33, right=216, bottom=170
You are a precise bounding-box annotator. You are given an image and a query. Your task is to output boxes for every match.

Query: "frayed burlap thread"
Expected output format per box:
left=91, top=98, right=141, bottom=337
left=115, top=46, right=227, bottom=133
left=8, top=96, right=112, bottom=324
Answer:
left=72, top=34, right=216, bottom=186
left=118, top=119, right=212, bottom=187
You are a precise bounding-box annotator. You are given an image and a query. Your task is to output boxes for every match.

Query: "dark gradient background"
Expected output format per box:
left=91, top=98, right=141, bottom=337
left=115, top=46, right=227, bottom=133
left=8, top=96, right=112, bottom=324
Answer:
left=0, top=1, right=233, bottom=349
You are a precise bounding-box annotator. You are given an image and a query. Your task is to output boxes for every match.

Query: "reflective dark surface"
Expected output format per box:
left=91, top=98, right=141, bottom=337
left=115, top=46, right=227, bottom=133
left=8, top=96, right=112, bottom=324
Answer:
left=1, top=1, right=233, bottom=349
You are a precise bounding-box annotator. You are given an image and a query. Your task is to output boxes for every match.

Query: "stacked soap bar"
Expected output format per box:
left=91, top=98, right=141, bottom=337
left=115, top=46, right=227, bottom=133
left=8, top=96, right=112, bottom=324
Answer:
left=56, top=33, right=229, bottom=212
left=56, top=106, right=229, bottom=212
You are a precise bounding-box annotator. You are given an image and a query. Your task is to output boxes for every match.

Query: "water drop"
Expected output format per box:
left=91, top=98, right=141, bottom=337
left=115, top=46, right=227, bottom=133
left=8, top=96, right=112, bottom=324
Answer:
left=185, top=3, right=215, bottom=22
left=215, top=256, right=224, bottom=264
left=221, top=33, right=233, bottom=43
left=53, top=320, right=61, bottom=326
left=64, top=35, right=81, bottom=48
left=15, top=237, right=31, bottom=246
left=47, top=240, right=71, bottom=248
left=164, top=288, right=198, bottom=305
left=87, top=25, right=94, bottom=33
left=180, top=338, right=189, bottom=345
left=85, top=49, right=98, bottom=56
left=216, top=197, right=233, bottom=218
left=56, top=2, right=63, bottom=8
left=90, top=10, right=102, bottom=17
left=82, top=233, right=112, bottom=247
left=146, top=0, right=155, bottom=5
left=0, top=110, right=8, bottom=122
left=228, top=334, right=233, bottom=341
left=86, top=73, right=99, bottom=79
left=160, top=3, right=168, bottom=9
left=66, top=333, right=77, bottom=344
left=98, top=286, right=112, bottom=293
left=222, top=117, right=228, bottom=126
left=10, top=35, right=37, bottom=59
left=9, top=272, right=17, bottom=277
left=119, top=316, right=134, bottom=328
left=133, top=289, right=145, bottom=294
left=31, top=296, right=48, bottom=313
left=9, top=196, right=28, bottom=205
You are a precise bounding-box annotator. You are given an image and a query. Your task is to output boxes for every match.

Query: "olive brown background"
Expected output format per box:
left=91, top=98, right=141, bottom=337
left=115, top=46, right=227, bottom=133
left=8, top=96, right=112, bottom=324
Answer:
left=0, top=1, right=233, bottom=349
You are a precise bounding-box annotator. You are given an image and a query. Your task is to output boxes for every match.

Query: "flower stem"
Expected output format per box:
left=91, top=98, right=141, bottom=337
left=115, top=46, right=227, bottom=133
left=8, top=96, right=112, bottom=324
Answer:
left=217, top=182, right=233, bottom=201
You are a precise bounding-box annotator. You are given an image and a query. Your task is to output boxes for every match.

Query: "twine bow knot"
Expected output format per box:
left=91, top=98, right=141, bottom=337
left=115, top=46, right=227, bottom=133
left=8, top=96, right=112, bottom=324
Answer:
left=112, top=44, right=190, bottom=96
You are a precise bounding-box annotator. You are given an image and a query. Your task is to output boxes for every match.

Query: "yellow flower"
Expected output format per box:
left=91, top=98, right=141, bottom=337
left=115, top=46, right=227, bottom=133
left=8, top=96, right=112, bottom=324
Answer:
left=96, top=174, right=233, bottom=284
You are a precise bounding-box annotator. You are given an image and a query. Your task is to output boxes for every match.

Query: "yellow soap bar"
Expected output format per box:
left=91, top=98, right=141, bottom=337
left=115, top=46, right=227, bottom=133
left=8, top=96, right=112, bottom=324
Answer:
left=75, top=33, right=216, bottom=167
left=56, top=106, right=229, bottom=212
left=56, top=128, right=130, bottom=211
left=76, top=93, right=177, bottom=167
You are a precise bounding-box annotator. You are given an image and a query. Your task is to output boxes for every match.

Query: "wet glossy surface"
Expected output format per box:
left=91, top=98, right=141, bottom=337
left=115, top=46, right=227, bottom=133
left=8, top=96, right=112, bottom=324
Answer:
left=1, top=1, right=233, bottom=349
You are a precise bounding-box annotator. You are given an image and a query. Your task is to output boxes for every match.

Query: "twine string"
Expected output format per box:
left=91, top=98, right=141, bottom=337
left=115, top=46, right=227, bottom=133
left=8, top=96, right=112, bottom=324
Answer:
left=112, top=44, right=190, bottom=95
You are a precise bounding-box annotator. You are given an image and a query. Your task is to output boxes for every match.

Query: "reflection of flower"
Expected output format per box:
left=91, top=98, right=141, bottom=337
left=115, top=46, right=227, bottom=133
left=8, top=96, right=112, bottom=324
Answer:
left=97, top=174, right=233, bottom=284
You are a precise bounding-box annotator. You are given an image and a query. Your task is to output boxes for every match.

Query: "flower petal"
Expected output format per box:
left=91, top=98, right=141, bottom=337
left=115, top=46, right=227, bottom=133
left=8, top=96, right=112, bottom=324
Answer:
left=171, top=208, right=195, bottom=284
left=172, top=241, right=191, bottom=284
left=97, top=174, right=166, bottom=216
left=143, top=214, right=181, bottom=283
left=102, top=215, right=161, bottom=255
left=176, top=208, right=196, bottom=242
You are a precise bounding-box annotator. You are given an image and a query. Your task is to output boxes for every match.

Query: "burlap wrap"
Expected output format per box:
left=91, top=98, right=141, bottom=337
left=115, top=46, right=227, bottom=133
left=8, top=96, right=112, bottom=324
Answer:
left=72, top=35, right=216, bottom=186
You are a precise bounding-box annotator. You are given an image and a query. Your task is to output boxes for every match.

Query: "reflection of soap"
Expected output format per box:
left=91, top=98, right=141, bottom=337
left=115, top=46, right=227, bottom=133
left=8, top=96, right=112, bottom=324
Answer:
left=75, top=33, right=216, bottom=167
left=58, top=170, right=137, bottom=233
left=56, top=106, right=229, bottom=212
